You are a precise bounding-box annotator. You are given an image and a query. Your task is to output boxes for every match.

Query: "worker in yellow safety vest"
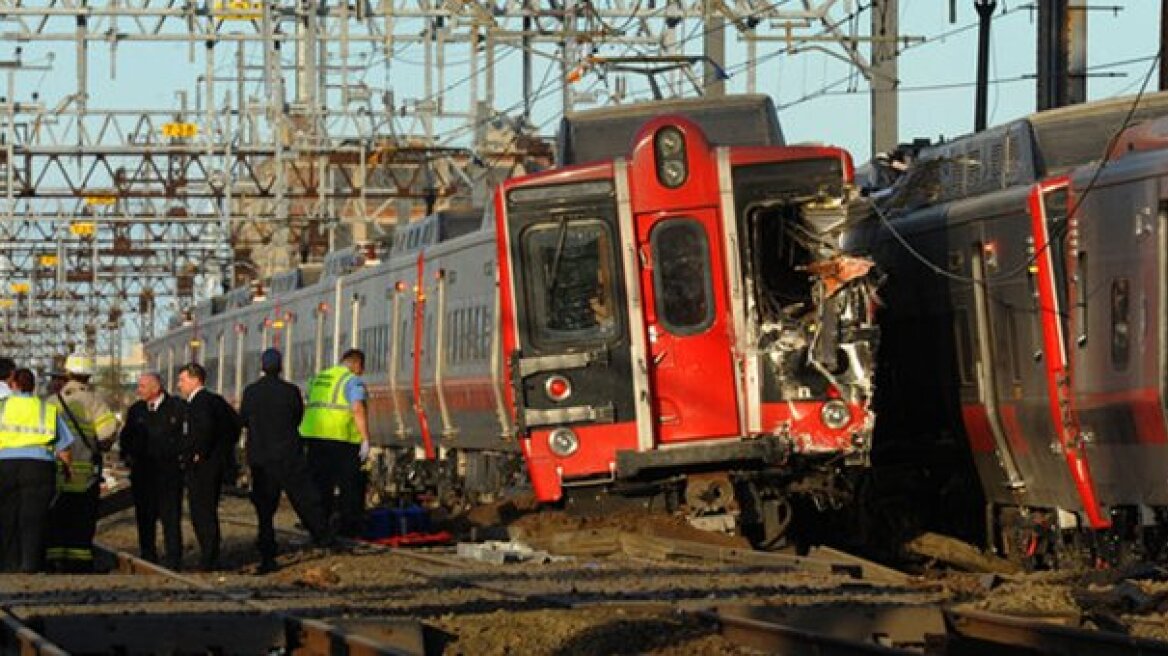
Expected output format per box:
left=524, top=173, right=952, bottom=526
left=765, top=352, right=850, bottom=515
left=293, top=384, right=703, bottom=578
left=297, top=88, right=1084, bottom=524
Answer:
left=299, top=348, right=371, bottom=537
left=0, top=368, right=75, bottom=573
left=45, top=352, right=120, bottom=572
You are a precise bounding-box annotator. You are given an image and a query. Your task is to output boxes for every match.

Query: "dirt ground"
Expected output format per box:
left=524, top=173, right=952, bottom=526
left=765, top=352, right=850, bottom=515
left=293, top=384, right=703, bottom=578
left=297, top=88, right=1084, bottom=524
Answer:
left=93, top=493, right=1168, bottom=654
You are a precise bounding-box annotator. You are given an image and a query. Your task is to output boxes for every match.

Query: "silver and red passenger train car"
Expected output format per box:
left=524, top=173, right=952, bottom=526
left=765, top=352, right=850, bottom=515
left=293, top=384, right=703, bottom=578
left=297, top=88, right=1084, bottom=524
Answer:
left=146, top=96, right=879, bottom=543
left=850, top=91, right=1168, bottom=566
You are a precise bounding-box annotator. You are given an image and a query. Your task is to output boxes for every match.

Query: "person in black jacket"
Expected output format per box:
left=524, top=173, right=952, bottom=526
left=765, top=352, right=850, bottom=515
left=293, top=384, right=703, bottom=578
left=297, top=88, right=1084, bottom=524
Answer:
left=176, top=363, right=241, bottom=571
left=240, top=348, right=333, bottom=573
left=117, top=373, right=188, bottom=569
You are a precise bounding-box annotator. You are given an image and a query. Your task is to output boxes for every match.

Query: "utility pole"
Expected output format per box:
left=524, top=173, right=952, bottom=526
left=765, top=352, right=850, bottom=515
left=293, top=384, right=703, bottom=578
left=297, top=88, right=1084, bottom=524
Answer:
left=703, top=0, right=726, bottom=97
left=974, top=0, right=997, bottom=132
left=870, top=0, right=899, bottom=156
left=1161, top=0, right=1168, bottom=90
left=1037, top=0, right=1087, bottom=111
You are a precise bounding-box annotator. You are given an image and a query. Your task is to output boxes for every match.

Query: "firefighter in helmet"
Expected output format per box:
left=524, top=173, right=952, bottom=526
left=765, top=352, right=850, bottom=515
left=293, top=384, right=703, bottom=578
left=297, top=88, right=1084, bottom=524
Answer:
left=45, top=351, right=120, bottom=572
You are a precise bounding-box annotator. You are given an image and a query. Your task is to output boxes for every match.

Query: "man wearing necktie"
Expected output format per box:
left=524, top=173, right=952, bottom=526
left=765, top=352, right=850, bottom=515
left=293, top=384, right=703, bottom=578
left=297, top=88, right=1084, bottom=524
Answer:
left=117, top=372, right=188, bottom=569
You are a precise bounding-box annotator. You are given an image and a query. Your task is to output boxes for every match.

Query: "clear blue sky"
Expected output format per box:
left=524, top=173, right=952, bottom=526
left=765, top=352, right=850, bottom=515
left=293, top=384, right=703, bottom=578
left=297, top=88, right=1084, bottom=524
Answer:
left=7, top=3, right=1163, bottom=164
left=776, top=3, right=1161, bottom=158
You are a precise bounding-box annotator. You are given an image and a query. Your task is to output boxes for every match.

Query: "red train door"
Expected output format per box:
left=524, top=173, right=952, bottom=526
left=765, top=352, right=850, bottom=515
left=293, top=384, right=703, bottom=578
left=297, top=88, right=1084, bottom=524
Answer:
left=1030, top=179, right=1109, bottom=528
left=636, top=208, right=741, bottom=443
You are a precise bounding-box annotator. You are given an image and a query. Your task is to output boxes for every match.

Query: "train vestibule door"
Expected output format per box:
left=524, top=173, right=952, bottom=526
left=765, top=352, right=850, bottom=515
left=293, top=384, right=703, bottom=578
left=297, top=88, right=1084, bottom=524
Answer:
left=1030, top=179, right=1109, bottom=528
left=636, top=209, right=741, bottom=444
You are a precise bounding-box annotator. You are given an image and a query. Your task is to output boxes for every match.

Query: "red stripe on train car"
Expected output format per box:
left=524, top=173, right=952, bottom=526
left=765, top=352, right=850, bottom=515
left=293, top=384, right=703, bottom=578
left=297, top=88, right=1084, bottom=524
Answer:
left=1076, top=387, right=1168, bottom=445
left=999, top=404, right=1031, bottom=456
left=960, top=404, right=997, bottom=454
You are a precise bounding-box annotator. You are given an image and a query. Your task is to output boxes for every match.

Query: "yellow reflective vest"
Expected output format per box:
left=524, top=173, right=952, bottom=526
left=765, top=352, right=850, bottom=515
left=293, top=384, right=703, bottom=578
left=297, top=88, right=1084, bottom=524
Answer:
left=0, top=396, right=59, bottom=454
left=299, top=365, right=361, bottom=444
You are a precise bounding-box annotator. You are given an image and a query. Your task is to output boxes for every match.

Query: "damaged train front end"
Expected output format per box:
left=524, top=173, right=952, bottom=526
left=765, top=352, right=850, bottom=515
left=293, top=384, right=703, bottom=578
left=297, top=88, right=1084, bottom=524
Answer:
left=719, top=148, right=880, bottom=545
left=498, top=114, right=879, bottom=547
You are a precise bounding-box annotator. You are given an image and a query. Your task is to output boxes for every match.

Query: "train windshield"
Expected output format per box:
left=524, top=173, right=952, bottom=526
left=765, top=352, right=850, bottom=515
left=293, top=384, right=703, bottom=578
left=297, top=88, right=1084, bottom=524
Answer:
left=521, top=219, right=619, bottom=345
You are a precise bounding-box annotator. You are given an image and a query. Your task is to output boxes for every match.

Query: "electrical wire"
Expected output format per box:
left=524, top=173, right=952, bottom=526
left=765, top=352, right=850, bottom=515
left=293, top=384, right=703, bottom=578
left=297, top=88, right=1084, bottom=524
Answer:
left=869, top=50, right=1163, bottom=291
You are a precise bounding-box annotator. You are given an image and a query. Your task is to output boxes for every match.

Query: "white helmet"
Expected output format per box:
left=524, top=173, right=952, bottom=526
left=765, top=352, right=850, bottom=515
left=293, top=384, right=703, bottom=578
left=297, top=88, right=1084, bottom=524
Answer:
left=64, top=352, right=95, bottom=376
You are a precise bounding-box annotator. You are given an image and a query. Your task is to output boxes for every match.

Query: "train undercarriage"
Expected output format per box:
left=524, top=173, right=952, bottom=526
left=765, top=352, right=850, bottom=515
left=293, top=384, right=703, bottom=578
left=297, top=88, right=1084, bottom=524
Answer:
left=995, top=505, right=1168, bottom=571
left=367, top=442, right=862, bottom=550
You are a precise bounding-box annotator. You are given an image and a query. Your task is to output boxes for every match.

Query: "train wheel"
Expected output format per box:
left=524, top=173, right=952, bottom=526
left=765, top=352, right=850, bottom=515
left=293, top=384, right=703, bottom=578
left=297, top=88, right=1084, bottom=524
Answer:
left=738, top=482, right=793, bottom=550
left=998, top=508, right=1060, bottom=571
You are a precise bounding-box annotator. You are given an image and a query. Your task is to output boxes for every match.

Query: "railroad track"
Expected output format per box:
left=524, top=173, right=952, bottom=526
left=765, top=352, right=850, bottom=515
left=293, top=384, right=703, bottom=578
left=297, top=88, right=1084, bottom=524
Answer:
left=701, top=602, right=1168, bottom=655
left=219, top=514, right=921, bottom=608
left=0, top=543, right=425, bottom=656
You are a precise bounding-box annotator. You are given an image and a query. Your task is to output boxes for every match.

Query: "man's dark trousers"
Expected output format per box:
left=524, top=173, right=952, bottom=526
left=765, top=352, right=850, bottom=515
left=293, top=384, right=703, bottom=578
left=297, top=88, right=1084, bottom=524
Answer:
left=187, top=457, right=224, bottom=569
left=251, top=454, right=329, bottom=558
left=46, top=480, right=100, bottom=572
left=130, top=466, right=160, bottom=561
left=0, top=459, right=56, bottom=573
left=305, top=439, right=364, bottom=537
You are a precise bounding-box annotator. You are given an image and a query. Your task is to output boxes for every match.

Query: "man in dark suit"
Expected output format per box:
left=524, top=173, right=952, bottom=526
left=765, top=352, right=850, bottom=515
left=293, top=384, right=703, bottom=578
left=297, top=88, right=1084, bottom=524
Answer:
left=117, top=372, right=188, bottom=569
left=176, top=363, right=241, bottom=571
left=240, top=348, right=333, bottom=573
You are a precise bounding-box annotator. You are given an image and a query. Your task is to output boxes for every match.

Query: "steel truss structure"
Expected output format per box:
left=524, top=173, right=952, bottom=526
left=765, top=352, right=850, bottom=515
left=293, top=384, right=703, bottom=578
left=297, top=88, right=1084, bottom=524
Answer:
left=0, top=0, right=908, bottom=371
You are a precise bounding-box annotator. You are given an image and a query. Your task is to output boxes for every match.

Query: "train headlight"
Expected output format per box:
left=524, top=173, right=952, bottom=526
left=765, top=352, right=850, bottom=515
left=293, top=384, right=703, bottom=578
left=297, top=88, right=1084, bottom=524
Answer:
left=544, top=374, right=572, bottom=403
left=659, top=160, right=687, bottom=187
left=656, top=128, right=684, bottom=157
left=654, top=126, right=688, bottom=188
left=547, top=427, right=580, bottom=457
left=820, top=400, right=851, bottom=430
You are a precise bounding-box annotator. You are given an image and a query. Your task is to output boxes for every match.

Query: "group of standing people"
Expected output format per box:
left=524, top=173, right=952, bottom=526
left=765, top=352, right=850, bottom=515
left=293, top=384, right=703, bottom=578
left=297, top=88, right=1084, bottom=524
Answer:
left=118, top=364, right=241, bottom=571
left=0, top=346, right=372, bottom=574
left=0, top=354, right=118, bottom=573
left=120, top=348, right=370, bottom=573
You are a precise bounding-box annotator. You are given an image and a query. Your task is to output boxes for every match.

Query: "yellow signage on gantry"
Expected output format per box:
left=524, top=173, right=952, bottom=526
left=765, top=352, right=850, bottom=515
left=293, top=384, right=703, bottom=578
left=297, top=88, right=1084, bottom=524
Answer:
left=70, top=221, right=97, bottom=237
left=213, top=0, right=263, bottom=19
left=162, top=122, right=199, bottom=139
left=9, top=283, right=29, bottom=294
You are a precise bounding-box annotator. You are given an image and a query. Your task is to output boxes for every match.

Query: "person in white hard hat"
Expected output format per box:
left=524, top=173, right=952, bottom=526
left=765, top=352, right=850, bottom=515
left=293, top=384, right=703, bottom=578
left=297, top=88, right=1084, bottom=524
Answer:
left=44, top=351, right=120, bottom=572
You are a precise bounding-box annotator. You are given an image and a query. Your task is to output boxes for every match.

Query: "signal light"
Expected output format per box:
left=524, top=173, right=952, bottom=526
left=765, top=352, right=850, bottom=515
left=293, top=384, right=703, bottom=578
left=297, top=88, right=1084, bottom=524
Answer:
left=544, top=375, right=572, bottom=403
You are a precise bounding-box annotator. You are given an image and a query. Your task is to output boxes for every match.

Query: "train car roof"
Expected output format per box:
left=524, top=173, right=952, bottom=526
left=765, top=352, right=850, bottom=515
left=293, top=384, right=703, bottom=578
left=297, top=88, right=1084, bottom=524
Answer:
left=391, top=207, right=484, bottom=255
left=556, top=94, right=783, bottom=166
left=878, top=91, right=1168, bottom=212
left=1028, top=90, right=1168, bottom=175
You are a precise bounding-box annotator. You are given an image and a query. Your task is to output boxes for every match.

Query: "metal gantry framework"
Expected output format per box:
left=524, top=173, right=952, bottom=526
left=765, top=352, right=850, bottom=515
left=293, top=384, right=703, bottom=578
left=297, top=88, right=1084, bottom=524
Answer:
left=0, top=0, right=910, bottom=371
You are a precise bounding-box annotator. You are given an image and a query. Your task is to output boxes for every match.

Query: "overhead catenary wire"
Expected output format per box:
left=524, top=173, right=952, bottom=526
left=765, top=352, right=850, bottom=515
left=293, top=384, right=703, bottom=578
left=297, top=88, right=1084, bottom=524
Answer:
left=869, top=49, right=1163, bottom=292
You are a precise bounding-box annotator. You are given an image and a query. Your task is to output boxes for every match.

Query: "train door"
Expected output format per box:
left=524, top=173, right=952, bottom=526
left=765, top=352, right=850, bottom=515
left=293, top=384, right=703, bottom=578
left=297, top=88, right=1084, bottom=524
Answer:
left=636, top=209, right=740, bottom=443
left=1029, top=179, right=1110, bottom=528
left=411, top=252, right=437, bottom=460
left=967, top=238, right=1027, bottom=493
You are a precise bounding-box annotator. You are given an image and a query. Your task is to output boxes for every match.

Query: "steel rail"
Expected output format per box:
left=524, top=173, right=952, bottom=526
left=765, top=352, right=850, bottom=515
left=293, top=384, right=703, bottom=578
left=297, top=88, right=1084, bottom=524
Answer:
left=93, top=542, right=419, bottom=656
left=0, top=608, right=68, bottom=656
left=945, top=607, right=1168, bottom=656
left=698, top=608, right=920, bottom=656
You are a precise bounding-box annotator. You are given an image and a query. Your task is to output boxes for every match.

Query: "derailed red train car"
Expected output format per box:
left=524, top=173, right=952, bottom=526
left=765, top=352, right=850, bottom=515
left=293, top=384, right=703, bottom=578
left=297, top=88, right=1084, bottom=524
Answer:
left=145, top=96, right=878, bottom=546
left=850, top=91, right=1168, bottom=567
left=497, top=113, right=878, bottom=543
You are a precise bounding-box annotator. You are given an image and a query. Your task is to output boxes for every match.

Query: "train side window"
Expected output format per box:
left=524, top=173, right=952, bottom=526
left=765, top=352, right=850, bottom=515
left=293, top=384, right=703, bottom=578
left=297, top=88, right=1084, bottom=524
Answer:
left=953, top=308, right=975, bottom=386
left=479, top=305, right=490, bottom=360
left=399, top=317, right=410, bottom=371
left=1005, top=306, right=1023, bottom=384
left=651, top=219, right=714, bottom=335
left=1111, top=277, right=1131, bottom=371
